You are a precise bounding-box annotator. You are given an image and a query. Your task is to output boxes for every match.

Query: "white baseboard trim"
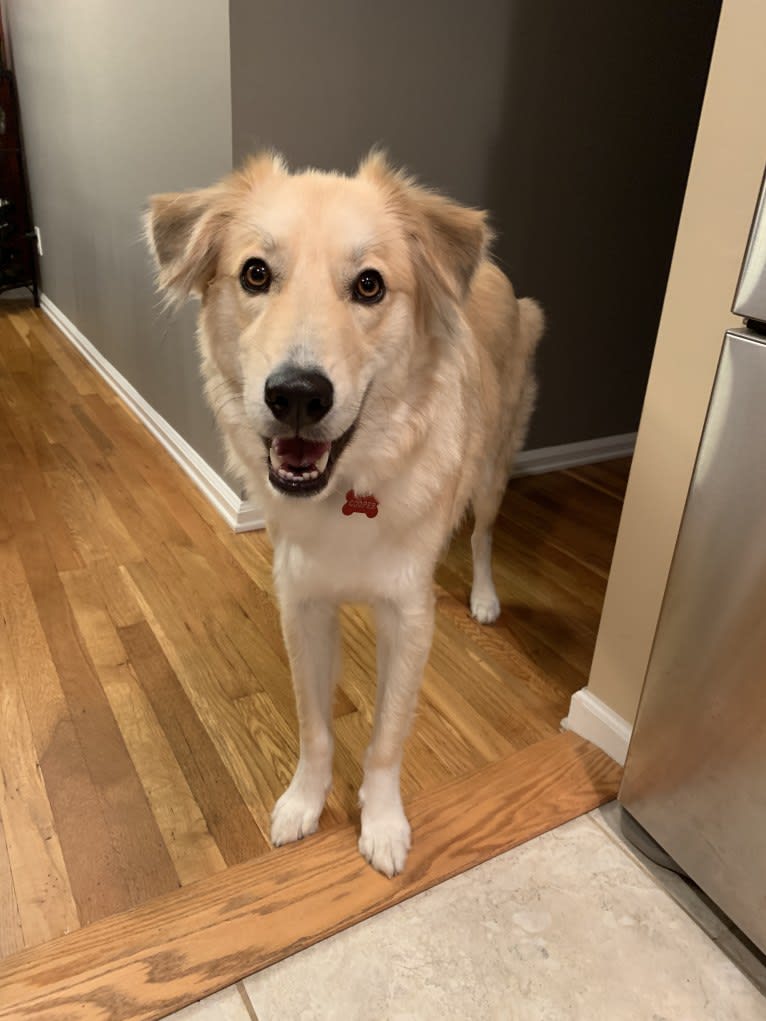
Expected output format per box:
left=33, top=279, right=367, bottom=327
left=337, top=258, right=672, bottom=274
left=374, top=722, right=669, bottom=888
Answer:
left=563, top=688, right=632, bottom=766
left=232, top=499, right=267, bottom=534
left=40, top=294, right=264, bottom=533
left=515, top=432, right=636, bottom=477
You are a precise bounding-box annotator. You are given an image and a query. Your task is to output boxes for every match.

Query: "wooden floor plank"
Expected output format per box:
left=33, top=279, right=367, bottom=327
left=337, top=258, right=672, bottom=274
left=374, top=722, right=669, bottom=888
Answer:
left=0, top=468, right=35, bottom=528
left=0, top=733, right=621, bottom=1021
left=566, top=457, right=633, bottom=499
left=0, top=814, right=23, bottom=960
left=11, top=527, right=181, bottom=910
left=0, top=538, right=133, bottom=926
left=90, top=557, right=146, bottom=631
left=120, top=558, right=285, bottom=846
left=15, top=470, right=85, bottom=571
left=117, top=621, right=270, bottom=866
left=438, top=544, right=600, bottom=682
left=499, top=474, right=623, bottom=578
left=434, top=588, right=574, bottom=709
left=29, top=318, right=102, bottom=398
left=0, top=625, right=78, bottom=951
left=43, top=462, right=144, bottom=569
left=59, top=569, right=228, bottom=885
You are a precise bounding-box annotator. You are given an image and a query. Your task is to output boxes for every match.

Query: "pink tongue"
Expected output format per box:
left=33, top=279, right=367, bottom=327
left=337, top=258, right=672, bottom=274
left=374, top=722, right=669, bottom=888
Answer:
left=274, top=437, right=330, bottom=468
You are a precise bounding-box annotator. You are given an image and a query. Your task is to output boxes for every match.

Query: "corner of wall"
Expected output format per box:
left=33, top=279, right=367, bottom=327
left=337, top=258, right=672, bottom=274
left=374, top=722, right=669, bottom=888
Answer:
left=563, top=688, right=632, bottom=766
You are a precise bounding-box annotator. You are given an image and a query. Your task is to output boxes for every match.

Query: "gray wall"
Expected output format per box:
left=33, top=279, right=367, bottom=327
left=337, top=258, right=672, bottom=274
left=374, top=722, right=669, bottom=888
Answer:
left=6, top=0, right=235, bottom=481
left=231, top=0, right=719, bottom=448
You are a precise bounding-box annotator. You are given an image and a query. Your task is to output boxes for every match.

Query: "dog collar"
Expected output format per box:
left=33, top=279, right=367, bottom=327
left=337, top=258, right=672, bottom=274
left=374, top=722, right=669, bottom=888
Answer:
left=342, top=490, right=379, bottom=518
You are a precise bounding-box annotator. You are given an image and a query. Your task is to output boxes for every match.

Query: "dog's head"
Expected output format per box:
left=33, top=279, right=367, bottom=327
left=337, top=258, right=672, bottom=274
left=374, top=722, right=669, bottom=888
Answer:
left=145, top=152, right=489, bottom=500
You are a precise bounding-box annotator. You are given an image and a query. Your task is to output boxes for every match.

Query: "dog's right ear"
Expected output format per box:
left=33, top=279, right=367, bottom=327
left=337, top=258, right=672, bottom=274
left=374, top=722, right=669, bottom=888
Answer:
left=144, top=187, right=227, bottom=303
left=145, top=151, right=288, bottom=303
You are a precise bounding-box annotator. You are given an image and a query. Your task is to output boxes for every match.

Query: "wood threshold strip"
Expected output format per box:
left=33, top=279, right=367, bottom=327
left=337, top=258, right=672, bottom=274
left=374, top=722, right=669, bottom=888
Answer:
left=0, top=733, right=621, bottom=1021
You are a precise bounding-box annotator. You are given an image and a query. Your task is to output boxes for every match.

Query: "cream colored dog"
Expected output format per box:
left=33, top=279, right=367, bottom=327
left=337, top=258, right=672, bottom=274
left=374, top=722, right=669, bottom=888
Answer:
left=146, top=152, right=543, bottom=877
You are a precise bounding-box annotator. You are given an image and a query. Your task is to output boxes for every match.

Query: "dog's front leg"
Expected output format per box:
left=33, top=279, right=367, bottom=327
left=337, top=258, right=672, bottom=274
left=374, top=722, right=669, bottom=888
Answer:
left=360, top=592, right=435, bottom=877
left=271, top=598, right=339, bottom=847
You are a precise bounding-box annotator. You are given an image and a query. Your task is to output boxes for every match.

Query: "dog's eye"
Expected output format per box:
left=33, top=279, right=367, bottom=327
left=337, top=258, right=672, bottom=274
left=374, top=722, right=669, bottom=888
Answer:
left=240, top=258, right=272, bottom=294
left=352, top=269, right=385, bottom=304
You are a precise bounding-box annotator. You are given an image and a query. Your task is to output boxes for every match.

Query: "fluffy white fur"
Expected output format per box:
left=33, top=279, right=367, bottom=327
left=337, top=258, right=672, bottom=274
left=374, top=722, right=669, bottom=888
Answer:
left=146, top=152, right=543, bottom=877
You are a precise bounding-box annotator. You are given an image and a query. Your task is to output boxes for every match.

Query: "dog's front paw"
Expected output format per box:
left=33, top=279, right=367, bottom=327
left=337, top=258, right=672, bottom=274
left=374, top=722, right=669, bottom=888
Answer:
left=358, top=809, right=411, bottom=878
left=270, top=777, right=328, bottom=847
left=470, top=589, right=501, bottom=624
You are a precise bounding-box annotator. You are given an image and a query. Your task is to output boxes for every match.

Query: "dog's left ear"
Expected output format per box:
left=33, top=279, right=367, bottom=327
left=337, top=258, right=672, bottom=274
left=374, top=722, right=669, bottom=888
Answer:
left=403, top=182, right=490, bottom=302
left=358, top=151, right=490, bottom=308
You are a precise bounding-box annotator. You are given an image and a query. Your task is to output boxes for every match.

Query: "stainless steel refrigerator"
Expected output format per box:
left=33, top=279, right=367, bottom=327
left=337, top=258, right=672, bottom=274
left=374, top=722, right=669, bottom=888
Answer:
left=619, top=168, right=766, bottom=955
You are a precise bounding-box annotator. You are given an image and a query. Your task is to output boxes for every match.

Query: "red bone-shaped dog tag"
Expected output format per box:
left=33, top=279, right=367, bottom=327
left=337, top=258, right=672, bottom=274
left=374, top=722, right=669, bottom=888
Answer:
left=342, top=490, right=379, bottom=518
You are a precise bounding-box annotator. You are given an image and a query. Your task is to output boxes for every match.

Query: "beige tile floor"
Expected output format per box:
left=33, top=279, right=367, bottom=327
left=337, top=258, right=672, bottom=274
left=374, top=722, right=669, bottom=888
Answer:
left=167, top=809, right=766, bottom=1021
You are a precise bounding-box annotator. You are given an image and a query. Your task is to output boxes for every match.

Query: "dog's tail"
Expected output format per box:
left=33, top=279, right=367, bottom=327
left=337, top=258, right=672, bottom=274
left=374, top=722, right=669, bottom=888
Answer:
left=512, top=297, right=545, bottom=450
left=518, top=297, right=545, bottom=357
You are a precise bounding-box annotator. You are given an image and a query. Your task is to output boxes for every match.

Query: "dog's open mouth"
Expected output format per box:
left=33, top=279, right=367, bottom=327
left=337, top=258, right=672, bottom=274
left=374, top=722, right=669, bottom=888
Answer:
left=265, top=419, right=358, bottom=497
left=267, top=436, right=332, bottom=495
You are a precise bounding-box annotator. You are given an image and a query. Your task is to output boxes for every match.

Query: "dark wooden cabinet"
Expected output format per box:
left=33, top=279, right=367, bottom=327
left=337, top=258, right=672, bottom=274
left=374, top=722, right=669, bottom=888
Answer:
left=0, top=69, right=39, bottom=304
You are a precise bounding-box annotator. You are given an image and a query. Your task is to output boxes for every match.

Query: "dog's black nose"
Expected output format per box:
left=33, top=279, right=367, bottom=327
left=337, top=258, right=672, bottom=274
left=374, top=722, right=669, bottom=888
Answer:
left=264, top=367, right=334, bottom=429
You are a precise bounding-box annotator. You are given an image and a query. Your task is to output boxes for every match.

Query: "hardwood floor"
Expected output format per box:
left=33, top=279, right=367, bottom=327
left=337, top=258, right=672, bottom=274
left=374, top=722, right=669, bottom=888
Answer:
left=0, top=302, right=629, bottom=966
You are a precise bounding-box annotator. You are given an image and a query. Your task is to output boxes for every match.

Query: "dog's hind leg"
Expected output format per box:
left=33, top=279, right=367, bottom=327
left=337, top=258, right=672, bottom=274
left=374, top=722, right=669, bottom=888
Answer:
left=470, top=480, right=505, bottom=624
left=359, top=591, right=435, bottom=877
left=470, top=378, right=537, bottom=624
left=271, top=598, right=340, bottom=847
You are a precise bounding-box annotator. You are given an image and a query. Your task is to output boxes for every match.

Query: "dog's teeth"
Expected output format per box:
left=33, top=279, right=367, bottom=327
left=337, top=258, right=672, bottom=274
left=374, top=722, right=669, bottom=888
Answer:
left=270, top=441, right=330, bottom=484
